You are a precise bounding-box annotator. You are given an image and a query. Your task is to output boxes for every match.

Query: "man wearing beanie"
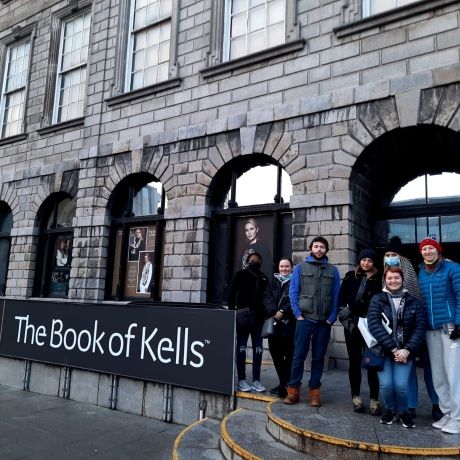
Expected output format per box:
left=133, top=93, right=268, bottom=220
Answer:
left=284, top=236, right=340, bottom=407
left=338, top=248, right=381, bottom=415
left=418, top=235, right=460, bottom=434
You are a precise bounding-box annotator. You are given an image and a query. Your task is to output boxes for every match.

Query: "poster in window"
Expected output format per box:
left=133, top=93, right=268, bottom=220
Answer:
left=49, top=237, right=72, bottom=298
left=127, top=227, right=146, bottom=261
left=137, top=251, right=154, bottom=293
left=125, top=225, right=156, bottom=297
left=233, top=216, right=273, bottom=280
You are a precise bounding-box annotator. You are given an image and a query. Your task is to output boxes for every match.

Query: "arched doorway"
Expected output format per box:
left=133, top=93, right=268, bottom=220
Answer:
left=351, top=125, right=460, bottom=264
left=207, top=154, right=292, bottom=305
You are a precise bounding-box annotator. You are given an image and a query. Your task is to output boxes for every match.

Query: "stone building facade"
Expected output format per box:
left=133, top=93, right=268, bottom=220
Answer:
left=0, top=0, right=460, bottom=423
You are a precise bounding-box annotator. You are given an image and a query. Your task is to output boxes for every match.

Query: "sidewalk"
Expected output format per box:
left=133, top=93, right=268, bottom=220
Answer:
left=0, top=384, right=183, bottom=459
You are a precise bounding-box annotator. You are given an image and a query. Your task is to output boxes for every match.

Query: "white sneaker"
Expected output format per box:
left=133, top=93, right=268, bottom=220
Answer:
left=251, top=380, right=266, bottom=393
left=442, top=418, right=460, bottom=434
left=237, top=380, right=252, bottom=392
left=432, top=414, right=450, bottom=429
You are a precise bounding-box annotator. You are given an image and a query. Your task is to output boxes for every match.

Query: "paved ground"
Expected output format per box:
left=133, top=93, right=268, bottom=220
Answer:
left=0, top=384, right=184, bottom=460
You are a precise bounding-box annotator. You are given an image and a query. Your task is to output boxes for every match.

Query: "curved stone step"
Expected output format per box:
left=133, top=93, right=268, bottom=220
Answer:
left=236, top=390, right=278, bottom=412
left=221, top=408, right=314, bottom=460
left=173, top=417, right=224, bottom=460
left=267, top=399, right=460, bottom=459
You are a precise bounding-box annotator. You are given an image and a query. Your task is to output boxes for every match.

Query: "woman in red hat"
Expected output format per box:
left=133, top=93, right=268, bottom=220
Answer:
left=418, top=236, right=460, bottom=434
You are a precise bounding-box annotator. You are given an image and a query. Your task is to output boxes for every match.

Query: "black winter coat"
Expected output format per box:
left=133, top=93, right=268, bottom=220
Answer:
left=339, top=270, right=381, bottom=315
left=263, top=277, right=295, bottom=337
left=367, top=291, right=426, bottom=356
left=228, top=267, right=269, bottom=321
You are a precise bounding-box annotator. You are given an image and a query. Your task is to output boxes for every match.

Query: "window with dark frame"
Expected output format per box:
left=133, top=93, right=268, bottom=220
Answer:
left=207, top=156, right=292, bottom=305
left=106, top=174, right=166, bottom=301
left=34, top=194, right=76, bottom=298
left=0, top=202, right=12, bottom=296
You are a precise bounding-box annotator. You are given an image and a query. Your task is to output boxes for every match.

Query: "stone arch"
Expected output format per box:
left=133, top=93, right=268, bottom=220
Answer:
left=349, top=125, right=460, bottom=249
left=342, top=82, right=460, bottom=253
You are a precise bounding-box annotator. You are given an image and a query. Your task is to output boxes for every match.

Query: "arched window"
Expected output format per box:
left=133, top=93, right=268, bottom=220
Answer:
left=208, top=156, right=292, bottom=304
left=106, top=174, right=166, bottom=301
left=34, top=194, right=76, bottom=298
left=375, top=172, right=460, bottom=261
left=0, top=203, right=12, bottom=296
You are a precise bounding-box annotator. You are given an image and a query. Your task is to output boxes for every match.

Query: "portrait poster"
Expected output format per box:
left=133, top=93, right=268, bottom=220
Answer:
left=49, top=236, right=72, bottom=298
left=124, top=225, right=156, bottom=297
left=233, top=216, right=274, bottom=280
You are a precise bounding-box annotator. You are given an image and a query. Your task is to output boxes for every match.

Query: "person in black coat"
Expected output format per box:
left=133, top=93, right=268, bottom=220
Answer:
left=263, top=257, right=296, bottom=397
left=338, top=249, right=381, bottom=414
left=228, top=252, right=269, bottom=393
left=368, top=267, right=426, bottom=429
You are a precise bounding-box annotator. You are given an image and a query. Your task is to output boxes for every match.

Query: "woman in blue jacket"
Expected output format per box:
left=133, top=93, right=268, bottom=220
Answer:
left=368, top=267, right=426, bottom=429
left=418, top=236, right=460, bottom=434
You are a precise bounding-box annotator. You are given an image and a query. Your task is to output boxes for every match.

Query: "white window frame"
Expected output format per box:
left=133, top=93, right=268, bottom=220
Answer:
left=223, top=0, right=286, bottom=62
left=125, top=0, right=174, bottom=92
left=52, top=10, right=91, bottom=124
left=0, top=38, right=31, bottom=138
left=362, top=0, right=420, bottom=17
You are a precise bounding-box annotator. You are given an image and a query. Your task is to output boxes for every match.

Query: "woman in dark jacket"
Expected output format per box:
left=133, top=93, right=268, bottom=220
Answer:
left=228, top=252, right=269, bottom=393
left=368, top=267, right=426, bottom=429
left=338, top=249, right=381, bottom=414
left=263, top=257, right=296, bottom=397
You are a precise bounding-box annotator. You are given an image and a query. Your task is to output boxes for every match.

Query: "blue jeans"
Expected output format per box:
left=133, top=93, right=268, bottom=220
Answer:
left=378, top=356, right=413, bottom=413
left=288, top=319, right=331, bottom=389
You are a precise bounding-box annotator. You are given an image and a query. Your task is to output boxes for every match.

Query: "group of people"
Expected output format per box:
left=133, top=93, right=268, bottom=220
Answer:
left=228, top=234, right=460, bottom=434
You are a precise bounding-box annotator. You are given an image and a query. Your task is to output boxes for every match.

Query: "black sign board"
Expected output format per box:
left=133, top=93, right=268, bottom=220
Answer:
left=0, top=300, right=236, bottom=395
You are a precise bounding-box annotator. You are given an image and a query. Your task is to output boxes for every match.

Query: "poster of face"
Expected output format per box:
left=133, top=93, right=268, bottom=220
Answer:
left=137, top=251, right=154, bottom=293
left=233, top=216, right=274, bottom=279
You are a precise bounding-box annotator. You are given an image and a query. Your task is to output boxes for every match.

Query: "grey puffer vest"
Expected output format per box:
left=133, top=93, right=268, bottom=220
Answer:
left=299, top=261, right=335, bottom=321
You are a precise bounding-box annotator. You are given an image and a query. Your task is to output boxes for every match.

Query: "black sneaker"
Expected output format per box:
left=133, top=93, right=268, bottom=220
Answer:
left=380, top=410, right=396, bottom=425
left=408, top=407, right=416, bottom=419
left=400, top=412, right=415, bottom=428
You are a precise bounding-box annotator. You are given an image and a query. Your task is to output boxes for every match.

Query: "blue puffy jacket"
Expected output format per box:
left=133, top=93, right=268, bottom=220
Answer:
left=418, top=258, right=460, bottom=329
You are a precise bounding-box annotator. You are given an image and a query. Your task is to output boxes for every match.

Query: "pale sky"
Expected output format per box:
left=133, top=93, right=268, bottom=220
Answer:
left=237, top=169, right=460, bottom=207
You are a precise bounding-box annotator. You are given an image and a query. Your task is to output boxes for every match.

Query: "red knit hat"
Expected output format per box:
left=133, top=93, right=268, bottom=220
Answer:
left=419, top=236, right=442, bottom=254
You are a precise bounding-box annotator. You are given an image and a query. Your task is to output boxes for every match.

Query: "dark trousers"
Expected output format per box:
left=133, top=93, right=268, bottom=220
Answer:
left=268, top=330, right=295, bottom=387
left=236, top=322, right=263, bottom=381
left=344, top=326, right=379, bottom=400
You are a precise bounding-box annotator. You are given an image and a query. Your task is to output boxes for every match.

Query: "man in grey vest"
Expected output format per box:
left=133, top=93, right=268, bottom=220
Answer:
left=284, top=236, right=340, bottom=407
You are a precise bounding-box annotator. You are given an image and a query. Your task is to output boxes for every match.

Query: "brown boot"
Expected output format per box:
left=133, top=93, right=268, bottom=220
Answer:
left=284, top=386, right=300, bottom=405
left=309, top=388, right=321, bottom=407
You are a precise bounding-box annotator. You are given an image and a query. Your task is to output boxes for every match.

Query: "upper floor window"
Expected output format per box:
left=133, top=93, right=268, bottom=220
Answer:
left=363, top=0, right=419, bottom=17
left=224, top=0, right=285, bottom=61
left=126, top=0, right=172, bottom=91
left=0, top=39, right=30, bottom=138
left=53, top=11, right=91, bottom=123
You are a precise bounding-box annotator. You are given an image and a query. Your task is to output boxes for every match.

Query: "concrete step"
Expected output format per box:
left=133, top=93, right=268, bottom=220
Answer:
left=173, top=417, right=224, bottom=460
left=235, top=389, right=278, bottom=412
left=267, top=398, right=460, bottom=459
left=220, top=408, right=314, bottom=460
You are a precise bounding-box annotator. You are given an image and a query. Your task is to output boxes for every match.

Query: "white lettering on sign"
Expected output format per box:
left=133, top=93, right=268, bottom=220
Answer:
left=13, top=316, right=208, bottom=367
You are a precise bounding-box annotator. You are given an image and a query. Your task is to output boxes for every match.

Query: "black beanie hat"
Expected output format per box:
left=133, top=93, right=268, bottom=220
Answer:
left=385, top=236, right=402, bottom=254
left=358, top=248, right=377, bottom=263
